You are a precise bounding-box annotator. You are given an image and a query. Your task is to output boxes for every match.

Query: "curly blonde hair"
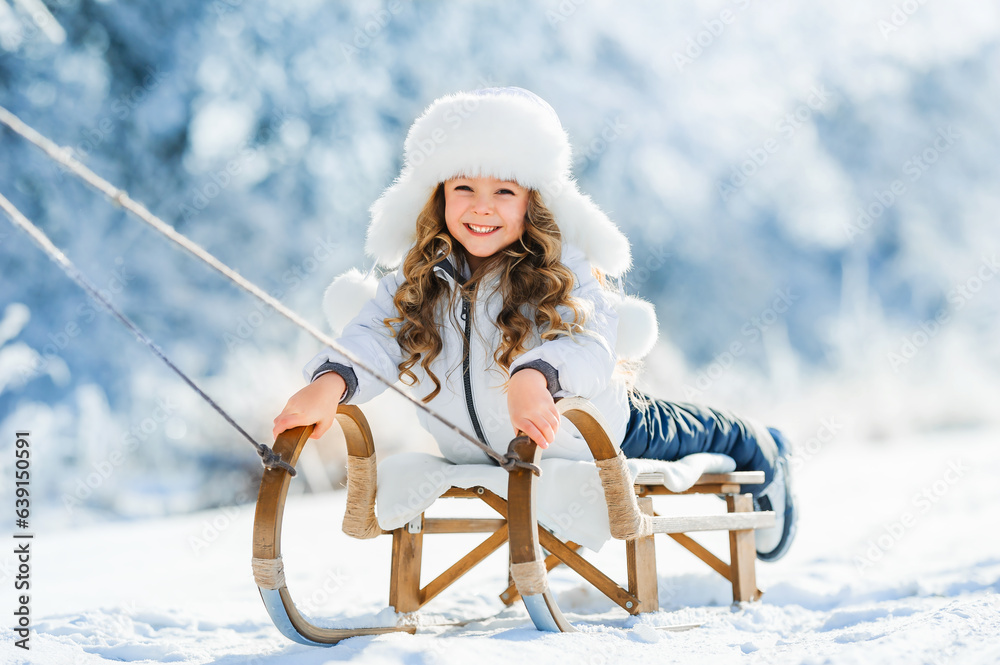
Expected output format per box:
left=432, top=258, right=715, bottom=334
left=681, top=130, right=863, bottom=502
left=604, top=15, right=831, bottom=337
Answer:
left=383, top=183, right=589, bottom=402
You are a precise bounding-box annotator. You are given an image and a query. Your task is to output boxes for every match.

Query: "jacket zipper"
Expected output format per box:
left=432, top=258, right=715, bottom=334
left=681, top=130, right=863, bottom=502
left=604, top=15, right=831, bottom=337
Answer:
left=461, top=294, right=490, bottom=446
left=435, top=257, right=490, bottom=448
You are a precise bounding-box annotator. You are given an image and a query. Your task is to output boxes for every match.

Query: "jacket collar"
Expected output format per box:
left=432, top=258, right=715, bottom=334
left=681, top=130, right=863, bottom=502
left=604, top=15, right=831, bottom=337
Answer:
left=433, top=254, right=467, bottom=285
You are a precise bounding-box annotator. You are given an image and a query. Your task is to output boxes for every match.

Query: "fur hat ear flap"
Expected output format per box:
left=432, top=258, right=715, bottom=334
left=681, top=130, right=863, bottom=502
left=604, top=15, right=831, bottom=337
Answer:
left=610, top=294, right=659, bottom=360
left=366, top=174, right=435, bottom=270
left=544, top=183, right=631, bottom=276
left=323, top=268, right=380, bottom=336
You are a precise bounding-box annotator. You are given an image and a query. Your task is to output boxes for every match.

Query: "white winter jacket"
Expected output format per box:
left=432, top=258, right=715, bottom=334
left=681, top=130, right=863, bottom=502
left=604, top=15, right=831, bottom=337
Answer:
left=303, top=243, right=630, bottom=464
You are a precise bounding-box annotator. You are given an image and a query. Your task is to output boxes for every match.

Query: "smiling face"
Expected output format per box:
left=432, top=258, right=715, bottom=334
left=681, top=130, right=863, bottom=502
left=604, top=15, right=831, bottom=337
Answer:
left=443, top=176, right=529, bottom=272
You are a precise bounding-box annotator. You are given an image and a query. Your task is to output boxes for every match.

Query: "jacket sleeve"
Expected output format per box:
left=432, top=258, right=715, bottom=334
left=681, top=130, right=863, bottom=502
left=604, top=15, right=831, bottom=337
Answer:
left=509, top=244, right=619, bottom=399
left=302, top=268, right=405, bottom=404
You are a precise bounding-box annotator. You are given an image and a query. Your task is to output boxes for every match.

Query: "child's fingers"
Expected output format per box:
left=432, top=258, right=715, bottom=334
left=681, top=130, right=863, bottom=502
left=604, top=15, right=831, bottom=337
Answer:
left=310, top=418, right=332, bottom=439
left=514, top=420, right=542, bottom=448
left=545, top=407, right=560, bottom=433
left=272, top=411, right=308, bottom=439
left=527, top=424, right=549, bottom=449
left=533, top=408, right=560, bottom=438
left=524, top=417, right=555, bottom=448
left=271, top=416, right=291, bottom=440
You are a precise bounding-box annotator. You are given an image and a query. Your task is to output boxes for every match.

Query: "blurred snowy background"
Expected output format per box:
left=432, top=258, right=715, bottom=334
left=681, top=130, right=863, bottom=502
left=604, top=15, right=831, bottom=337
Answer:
left=1, top=0, right=998, bottom=524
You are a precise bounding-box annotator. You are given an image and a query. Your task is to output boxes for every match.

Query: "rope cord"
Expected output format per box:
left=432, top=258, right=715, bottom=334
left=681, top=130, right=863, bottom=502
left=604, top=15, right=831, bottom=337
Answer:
left=0, top=191, right=296, bottom=476
left=0, top=106, right=541, bottom=477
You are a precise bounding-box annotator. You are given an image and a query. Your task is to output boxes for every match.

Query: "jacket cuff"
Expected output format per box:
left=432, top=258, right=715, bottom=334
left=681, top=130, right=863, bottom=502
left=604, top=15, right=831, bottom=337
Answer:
left=311, top=361, right=358, bottom=404
left=511, top=360, right=561, bottom=397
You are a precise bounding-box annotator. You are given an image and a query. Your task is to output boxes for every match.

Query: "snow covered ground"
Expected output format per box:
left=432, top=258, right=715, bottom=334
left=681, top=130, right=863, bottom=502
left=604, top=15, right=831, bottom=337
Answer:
left=3, top=426, right=1000, bottom=665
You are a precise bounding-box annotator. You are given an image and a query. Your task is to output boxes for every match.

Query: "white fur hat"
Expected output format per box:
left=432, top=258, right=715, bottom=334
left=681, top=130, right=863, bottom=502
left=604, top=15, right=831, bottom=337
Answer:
left=365, top=87, right=633, bottom=277
left=325, top=88, right=658, bottom=360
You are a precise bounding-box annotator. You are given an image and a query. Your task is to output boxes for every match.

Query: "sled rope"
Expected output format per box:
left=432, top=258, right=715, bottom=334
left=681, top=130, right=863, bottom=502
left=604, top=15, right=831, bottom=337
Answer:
left=0, top=191, right=297, bottom=476
left=0, top=106, right=541, bottom=477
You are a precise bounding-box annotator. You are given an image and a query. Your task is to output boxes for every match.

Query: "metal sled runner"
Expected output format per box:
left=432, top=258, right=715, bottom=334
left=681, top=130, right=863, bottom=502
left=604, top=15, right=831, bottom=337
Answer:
left=252, top=397, right=775, bottom=645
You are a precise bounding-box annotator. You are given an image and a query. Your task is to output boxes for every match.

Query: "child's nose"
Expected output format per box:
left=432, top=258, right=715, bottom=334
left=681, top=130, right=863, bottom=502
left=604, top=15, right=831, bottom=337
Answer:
left=472, top=193, right=493, bottom=214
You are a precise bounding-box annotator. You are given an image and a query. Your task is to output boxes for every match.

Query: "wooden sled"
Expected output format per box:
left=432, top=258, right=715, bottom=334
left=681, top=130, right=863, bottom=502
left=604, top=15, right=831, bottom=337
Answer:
left=252, top=397, right=775, bottom=645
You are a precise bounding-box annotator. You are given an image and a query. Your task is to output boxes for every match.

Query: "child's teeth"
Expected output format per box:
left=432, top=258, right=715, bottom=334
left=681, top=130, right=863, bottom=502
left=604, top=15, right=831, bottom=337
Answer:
left=470, top=225, right=497, bottom=233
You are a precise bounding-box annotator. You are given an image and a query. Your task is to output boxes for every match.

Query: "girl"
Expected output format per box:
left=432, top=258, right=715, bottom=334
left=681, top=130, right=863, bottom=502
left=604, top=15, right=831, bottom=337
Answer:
left=273, top=87, right=796, bottom=561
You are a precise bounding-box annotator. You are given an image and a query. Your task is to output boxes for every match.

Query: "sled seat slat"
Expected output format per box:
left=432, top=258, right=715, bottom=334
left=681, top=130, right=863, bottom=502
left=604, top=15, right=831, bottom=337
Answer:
left=649, top=511, right=773, bottom=535
left=695, top=471, right=765, bottom=485
left=422, top=518, right=508, bottom=534
left=632, top=470, right=764, bottom=492
left=639, top=483, right=741, bottom=495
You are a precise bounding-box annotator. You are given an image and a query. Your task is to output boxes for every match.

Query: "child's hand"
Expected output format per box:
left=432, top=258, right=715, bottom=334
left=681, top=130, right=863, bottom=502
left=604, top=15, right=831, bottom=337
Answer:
left=507, top=368, right=560, bottom=449
left=272, top=372, right=347, bottom=440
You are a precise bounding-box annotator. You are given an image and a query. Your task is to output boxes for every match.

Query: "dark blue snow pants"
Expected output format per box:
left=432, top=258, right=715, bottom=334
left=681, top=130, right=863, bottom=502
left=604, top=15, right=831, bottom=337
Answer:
left=619, top=394, right=778, bottom=496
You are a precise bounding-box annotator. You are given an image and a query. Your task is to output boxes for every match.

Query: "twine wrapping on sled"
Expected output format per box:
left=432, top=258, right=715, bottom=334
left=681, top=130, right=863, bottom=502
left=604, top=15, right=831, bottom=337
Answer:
left=510, top=560, right=549, bottom=595
left=252, top=557, right=286, bottom=590
left=596, top=452, right=653, bottom=540
left=343, top=454, right=381, bottom=539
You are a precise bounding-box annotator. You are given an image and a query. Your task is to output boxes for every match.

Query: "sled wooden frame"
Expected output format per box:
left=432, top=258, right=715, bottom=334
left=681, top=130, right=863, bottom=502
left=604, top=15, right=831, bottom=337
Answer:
left=252, top=396, right=774, bottom=645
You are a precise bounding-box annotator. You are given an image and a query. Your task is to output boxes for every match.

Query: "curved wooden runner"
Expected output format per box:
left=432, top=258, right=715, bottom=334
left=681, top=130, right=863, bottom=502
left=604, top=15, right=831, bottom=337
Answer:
left=252, top=408, right=413, bottom=645
left=506, top=397, right=621, bottom=632
left=506, top=397, right=772, bottom=632
left=506, top=433, right=576, bottom=633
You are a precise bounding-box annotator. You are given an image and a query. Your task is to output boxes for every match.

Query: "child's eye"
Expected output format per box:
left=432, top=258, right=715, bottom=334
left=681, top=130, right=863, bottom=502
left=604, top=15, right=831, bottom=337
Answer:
left=496, top=188, right=515, bottom=195
left=454, top=185, right=473, bottom=192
